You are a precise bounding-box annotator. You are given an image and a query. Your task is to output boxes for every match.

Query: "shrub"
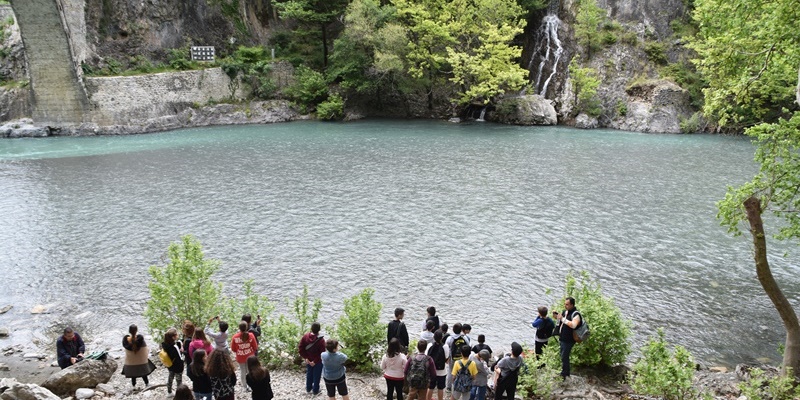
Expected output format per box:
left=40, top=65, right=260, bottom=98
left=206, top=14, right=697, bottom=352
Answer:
left=145, top=235, right=224, bottom=339
left=168, top=48, right=193, bottom=70
left=616, top=99, right=628, bottom=117
left=517, top=343, right=561, bottom=399
left=644, top=41, right=668, bottom=65
left=552, top=271, right=631, bottom=366
left=260, top=285, right=323, bottom=369
left=284, top=65, right=328, bottom=111
left=739, top=367, right=800, bottom=400
left=679, top=112, right=704, bottom=133
left=569, top=57, right=603, bottom=118
left=335, top=288, right=384, bottom=372
left=220, top=279, right=274, bottom=328
left=317, top=93, right=345, bottom=121
left=630, top=328, right=697, bottom=400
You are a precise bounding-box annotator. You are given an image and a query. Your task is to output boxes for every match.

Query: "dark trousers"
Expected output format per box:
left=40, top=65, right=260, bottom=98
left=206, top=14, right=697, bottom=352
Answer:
left=559, top=340, right=575, bottom=377
left=385, top=377, right=404, bottom=400
left=306, top=362, right=323, bottom=394
left=494, top=373, right=518, bottom=400
left=534, top=341, right=548, bottom=357
left=131, top=376, right=149, bottom=386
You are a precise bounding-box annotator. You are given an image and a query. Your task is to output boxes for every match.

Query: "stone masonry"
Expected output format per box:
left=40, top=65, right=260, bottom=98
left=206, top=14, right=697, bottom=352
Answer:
left=10, top=0, right=88, bottom=125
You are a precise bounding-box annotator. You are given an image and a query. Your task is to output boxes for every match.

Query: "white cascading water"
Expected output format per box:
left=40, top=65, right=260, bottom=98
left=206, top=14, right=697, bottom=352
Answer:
left=477, top=106, right=487, bottom=122
left=528, top=1, right=563, bottom=97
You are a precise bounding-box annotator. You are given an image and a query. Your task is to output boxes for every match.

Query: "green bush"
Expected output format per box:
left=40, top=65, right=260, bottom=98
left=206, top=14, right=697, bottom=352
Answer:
left=260, top=285, right=323, bottom=369
left=679, top=112, right=704, bottom=133
left=552, top=271, right=631, bottom=366
left=569, top=57, right=603, bottom=118
left=616, top=99, right=628, bottom=117
left=168, top=49, right=193, bottom=71
left=335, top=288, right=384, bottom=372
left=317, top=93, right=345, bottom=121
left=644, top=41, right=668, bottom=65
left=629, top=328, right=697, bottom=400
left=660, top=61, right=706, bottom=109
left=284, top=65, right=329, bottom=111
left=145, top=235, right=224, bottom=339
left=517, top=343, right=561, bottom=399
left=220, top=280, right=273, bottom=328
left=739, top=367, right=800, bottom=400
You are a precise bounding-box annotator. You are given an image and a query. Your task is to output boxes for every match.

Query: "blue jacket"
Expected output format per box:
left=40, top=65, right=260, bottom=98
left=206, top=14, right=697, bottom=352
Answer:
left=321, top=351, right=347, bottom=380
left=56, top=333, right=85, bottom=369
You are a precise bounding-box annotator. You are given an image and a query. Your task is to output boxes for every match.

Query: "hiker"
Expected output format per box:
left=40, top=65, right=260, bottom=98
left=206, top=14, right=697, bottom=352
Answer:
left=205, top=316, right=230, bottom=353
left=231, top=321, right=258, bottom=392
left=182, top=321, right=195, bottom=375
left=556, top=297, right=581, bottom=380
left=531, top=306, right=555, bottom=358
left=122, top=324, right=156, bottom=389
left=423, top=307, right=441, bottom=331
left=445, top=323, right=469, bottom=391
left=299, top=322, right=326, bottom=395
left=189, top=329, right=214, bottom=361
left=245, top=355, right=274, bottom=400
left=470, top=335, right=492, bottom=356
left=420, top=320, right=435, bottom=343
left=162, top=328, right=185, bottom=394
left=426, top=331, right=449, bottom=400
left=388, top=307, right=410, bottom=353
left=205, top=347, right=237, bottom=400
left=56, top=327, right=85, bottom=369
left=174, top=384, right=194, bottom=400
left=450, top=345, right=478, bottom=400
left=381, top=338, right=408, bottom=400
left=404, top=339, right=436, bottom=400
left=187, top=349, right=212, bottom=400
left=468, top=350, right=491, bottom=400
left=322, top=339, right=350, bottom=400
left=493, top=342, right=523, bottom=400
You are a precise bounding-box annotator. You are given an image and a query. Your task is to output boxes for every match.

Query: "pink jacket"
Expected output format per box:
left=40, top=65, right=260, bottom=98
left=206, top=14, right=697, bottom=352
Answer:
left=189, top=339, right=213, bottom=361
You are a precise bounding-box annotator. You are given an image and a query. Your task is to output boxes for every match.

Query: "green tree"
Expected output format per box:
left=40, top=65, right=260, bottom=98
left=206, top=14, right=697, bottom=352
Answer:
left=573, top=0, right=605, bottom=59
left=275, top=0, right=350, bottom=69
left=568, top=57, right=602, bottom=117
left=144, top=235, right=223, bottom=339
left=334, top=288, right=384, bottom=371
left=688, top=0, right=799, bottom=128
left=630, top=329, right=697, bottom=400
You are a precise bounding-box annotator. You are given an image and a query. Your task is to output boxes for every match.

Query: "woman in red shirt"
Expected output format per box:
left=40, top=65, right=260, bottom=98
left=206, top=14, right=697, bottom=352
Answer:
left=231, top=321, right=258, bottom=392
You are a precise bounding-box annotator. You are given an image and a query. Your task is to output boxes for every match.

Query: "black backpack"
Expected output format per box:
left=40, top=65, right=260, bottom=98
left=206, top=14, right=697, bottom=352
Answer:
left=427, top=343, right=446, bottom=370
left=536, top=318, right=555, bottom=340
left=451, top=335, right=468, bottom=356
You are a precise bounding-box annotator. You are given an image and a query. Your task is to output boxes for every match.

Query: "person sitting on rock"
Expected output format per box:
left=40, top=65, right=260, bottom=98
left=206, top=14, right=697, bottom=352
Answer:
left=56, top=327, right=85, bottom=369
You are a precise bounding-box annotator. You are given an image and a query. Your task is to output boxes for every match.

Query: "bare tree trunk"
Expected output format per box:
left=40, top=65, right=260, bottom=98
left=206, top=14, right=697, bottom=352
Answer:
left=744, top=196, right=800, bottom=379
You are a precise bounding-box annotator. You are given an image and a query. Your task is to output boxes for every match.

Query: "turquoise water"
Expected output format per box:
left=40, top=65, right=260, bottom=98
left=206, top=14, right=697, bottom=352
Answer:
left=0, top=120, right=792, bottom=366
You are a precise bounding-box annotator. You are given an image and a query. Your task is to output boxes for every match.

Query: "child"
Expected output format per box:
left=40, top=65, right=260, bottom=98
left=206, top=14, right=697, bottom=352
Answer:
left=471, top=335, right=492, bottom=356
left=492, top=342, right=523, bottom=400
left=231, top=321, right=258, bottom=391
left=322, top=339, right=350, bottom=400
left=450, top=344, right=478, bottom=400
left=245, top=355, right=274, bottom=400
left=381, top=338, right=407, bottom=400
left=205, top=316, right=230, bottom=353
left=469, top=350, right=491, bottom=400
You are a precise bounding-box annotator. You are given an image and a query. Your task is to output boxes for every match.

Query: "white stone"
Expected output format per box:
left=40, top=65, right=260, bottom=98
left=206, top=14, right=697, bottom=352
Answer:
left=23, top=353, right=44, bottom=359
left=95, top=383, right=115, bottom=395
left=0, top=305, right=12, bottom=314
left=30, top=305, right=48, bottom=314
left=0, top=327, right=9, bottom=337
left=75, top=388, right=94, bottom=399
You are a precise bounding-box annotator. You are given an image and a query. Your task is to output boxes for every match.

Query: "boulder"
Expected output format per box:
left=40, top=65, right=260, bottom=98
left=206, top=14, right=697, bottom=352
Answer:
left=575, top=113, right=599, bottom=129
left=0, top=328, right=8, bottom=337
left=0, top=306, right=11, bottom=314
left=41, top=359, right=117, bottom=396
left=491, top=95, right=557, bottom=126
left=94, top=383, right=114, bottom=395
left=0, top=378, right=60, bottom=400
left=613, top=79, right=693, bottom=133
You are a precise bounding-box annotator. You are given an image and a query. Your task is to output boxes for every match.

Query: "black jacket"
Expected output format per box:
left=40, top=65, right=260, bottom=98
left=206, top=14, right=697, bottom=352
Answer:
left=162, top=341, right=185, bottom=373
left=387, top=320, right=409, bottom=347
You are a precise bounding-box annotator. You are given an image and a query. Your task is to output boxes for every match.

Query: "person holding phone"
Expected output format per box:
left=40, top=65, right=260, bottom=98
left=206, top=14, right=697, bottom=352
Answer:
left=555, top=297, right=581, bottom=380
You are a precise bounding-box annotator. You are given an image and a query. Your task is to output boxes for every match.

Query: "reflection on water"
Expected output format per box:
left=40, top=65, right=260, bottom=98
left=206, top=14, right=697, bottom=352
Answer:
left=0, top=120, right=794, bottom=366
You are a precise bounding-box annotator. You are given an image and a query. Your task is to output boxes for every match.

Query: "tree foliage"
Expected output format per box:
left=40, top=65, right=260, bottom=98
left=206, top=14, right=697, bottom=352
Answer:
left=630, top=329, right=697, bottom=400
left=688, top=0, right=800, bottom=128
left=275, top=0, right=350, bottom=69
left=334, top=288, right=384, bottom=372
left=569, top=57, right=602, bottom=117
left=573, top=0, right=606, bottom=59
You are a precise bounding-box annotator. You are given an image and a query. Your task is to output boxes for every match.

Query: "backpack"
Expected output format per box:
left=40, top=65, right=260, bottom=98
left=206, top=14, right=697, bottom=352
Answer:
left=451, top=335, right=468, bottom=356
left=428, top=344, right=446, bottom=370
left=536, top=318, right=555, bottom=340
left=158, top=349, right=172, bottom=367
left=407, top=355, right=430, bottom=389
left=452, top=360, right=473, bottom=393
left=572, top=312, right=591, bottom=343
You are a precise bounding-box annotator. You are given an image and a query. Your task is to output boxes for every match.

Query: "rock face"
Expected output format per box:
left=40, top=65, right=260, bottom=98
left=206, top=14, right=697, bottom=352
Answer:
left=491, top=95, right=557, bottom=125
left=613, top=79, right=692, bottom=133
left=0, top=378, right=60, bottom=400
left=40, top=359, right=117, bottom=397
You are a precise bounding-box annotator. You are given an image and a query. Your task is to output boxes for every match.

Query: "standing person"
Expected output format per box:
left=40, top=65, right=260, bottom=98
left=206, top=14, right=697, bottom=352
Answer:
left=450, top=345, right=478, bottom=400
left=531, top=306, right=555, bottom=358
left=205, top=348, right=237, bottom=400
left=423, top=307, right=441, bottom=332
left=420, top=320, right=435, bottom=343
left=299, top=322, right=326, bottom=395
left=245, top=356, right=273, bottom=400
left=122, top=324, right=156, bottom=389
left=231, top=321, right=258, bottom=392
left=205, top=316, right=230, bottom=353
left=188, top=349, right=213, bottom=400
left=381, top=338, right=408, bottom=400
left=56, top=327, right=85, bottom=369
left=468, top=350, right=491, bottom=400
left=162, top=328, right=186, bottom=394
left=242, top=314, right=262, bottom=346
left=426, top=331, right=449, bottom=400
left=387, top=308, right=409, bottom=353
left=404, top=339, right=436, bottom=400
left=321, top=339, right=350, bottom=400
left=555, top=297, right=581, bottom=380
left=190, top=330, right=214, bottom=361
left=445, top=323, right=468, bottom=391
left=183, top=322, right=196, bottom=375
left=493, top=343, right=523, bottom=400
left=461, top=325, right=473, bottom=347
left=470, top=335, right=492, bottom=356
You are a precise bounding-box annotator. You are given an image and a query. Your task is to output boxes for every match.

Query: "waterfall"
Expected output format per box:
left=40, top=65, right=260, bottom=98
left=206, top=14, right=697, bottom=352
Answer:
left=528, top=1, right=563, bottom=98
left=477, top=106, right=487, bottom=122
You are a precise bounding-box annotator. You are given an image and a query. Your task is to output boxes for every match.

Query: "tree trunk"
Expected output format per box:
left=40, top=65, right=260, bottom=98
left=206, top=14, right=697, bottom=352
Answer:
left=744, top=196, right=800, bottom=379
left=796, top=65, right=799, bottom=106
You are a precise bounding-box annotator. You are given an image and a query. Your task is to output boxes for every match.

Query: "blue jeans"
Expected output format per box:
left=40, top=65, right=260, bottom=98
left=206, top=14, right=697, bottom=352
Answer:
left=469, top=385, right=487, bottom=400
left=560, top=340, right=575, bottom=378
left=306, top=362, right=323, bottom=394
left=194, top=393, right=211, bottom=400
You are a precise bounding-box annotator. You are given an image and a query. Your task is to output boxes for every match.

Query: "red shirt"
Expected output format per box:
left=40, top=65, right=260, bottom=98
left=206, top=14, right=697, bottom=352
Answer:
left=230, top=331, right=257, bottom=364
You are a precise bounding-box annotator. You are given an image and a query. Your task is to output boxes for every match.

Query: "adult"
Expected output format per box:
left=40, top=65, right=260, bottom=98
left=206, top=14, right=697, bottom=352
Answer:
left=122, top=324, right=155, bottom=389
left=321, top=339, right=350, bottom=400
left=56, top=327, right=85, bottom=369
left=380, top=338, right=407, bottom=400
left=531, top=306, right=555, bottom=358
left=162, top=328, right=185, bottom=394
left=555, top=297, right=581, bottom=380
left=299, top=322, right=326, bottom=395
left=187, top=349, right=213, bottom=400
left=493, top=342, right=523, bottom=400
left=205, top=347, right=237, bottom=400
left=231, top=321, right=258, bottom=392
left=245, top=355, right=274, bottom=400
left=387, top=307, right=409, bottom=352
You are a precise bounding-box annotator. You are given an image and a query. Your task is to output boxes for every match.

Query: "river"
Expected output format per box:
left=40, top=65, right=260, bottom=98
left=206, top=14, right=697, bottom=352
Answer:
left=0, top=120, right=795, bottom=367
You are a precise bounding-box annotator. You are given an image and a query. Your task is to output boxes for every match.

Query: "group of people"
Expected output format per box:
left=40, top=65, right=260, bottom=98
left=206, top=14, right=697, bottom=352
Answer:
left=54, top=299, right=586, bottom=400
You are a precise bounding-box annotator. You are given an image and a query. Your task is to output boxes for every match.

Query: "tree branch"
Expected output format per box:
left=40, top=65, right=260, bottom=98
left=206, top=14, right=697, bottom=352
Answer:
left=737, top=44, right=775, bottom=101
